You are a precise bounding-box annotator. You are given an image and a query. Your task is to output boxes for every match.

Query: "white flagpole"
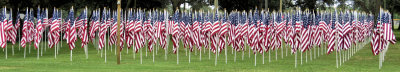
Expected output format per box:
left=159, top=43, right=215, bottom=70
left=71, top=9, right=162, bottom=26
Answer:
left=133, top=46, right=135, bottom=59
left=225, top=41, right=227, bottom=64
left=37, top=44, right=39, bottom=60
left=141, top=45, right=143, bottom=64
left=275, top=48, right=277, bottom=60
left=41, top=40, right=43, bottom=56
left=281, top=41, right=283, bottom=59
left=55, top=43, right=57, bottom=59
left=29, top=42, right=31, bottom=54
left=85, top=44, right=88, bottom=59
left=24, top=47, right=26, bottom=58
left=242, top=47, right=244, bottom=60
left=335, top=35, right=338, bottom=68
left=295, top=49, right=297, bottom=68
left=105, top=38, right=107, bottom=63
left=177, top=44, right=179, bottom=64
left=70, top=50, right=72, bottom=61
left=301, top=50, right=303, bottom=65
left=339, top=49, right=341, bottom=66
left=318, top=44, right=320, bottom=57
left=249, top=44, right=251, bottom=58
left=210, top=46, right=211, bottom=60
left=286, top=43, right=288, bottom=57
left=153, top=45, right=155, bottom=63
left=200, top=46, right=202, bottom=61
left=234, top=49, right=236, bottom=62
left=254, top=51, right=256, bottom=66
left=5, top=45, right=7, bottom=59
left=314, top=46, right=316, bottom=59
left=269, top=49, right=271, bottom=62
left=306, top=49, right=307, bottom=63
left=12, top=45, right=14, bottom=56
left=101, top=45, right=103, bottom=58
left=189, top=47, right=191, bottom=63
left=146, top=43, right=148, bottom=57
left=263, top=49, right=264, bottom=64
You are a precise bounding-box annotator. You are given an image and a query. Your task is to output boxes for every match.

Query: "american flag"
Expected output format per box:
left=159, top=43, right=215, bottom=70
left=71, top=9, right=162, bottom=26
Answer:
left=133, top=10, right=144, bottom=52
left=126, top=9, right=133, bottom=49
left=158, top=10, right=167, bottom=50
left=233, top=12, right=241, bottom=51
left=172, top=10, right=180, bottom=54
left=89, top=9, right=100, bottom=43
left=79, top=8, right=88, bottom=48
left=337, top=12, right=344, bottom=52
left=6, top=9, right=17, bottom=45
left=34, top=7, right=43, bottom=49
left=146, top=11, right=155, bottom=52
left=292, top=10, right=302, bottom=53
left=28, top=9, right=35, bottom=43
left=20, top=8, right=29, bottom=48
left=66, top=7, right=76, bottom=50
left=249, top=10, right=259, bottom=54
left=219, top=10, right=229, bottom=53
left=210, top=10, right=220, bottom=54
left=99, top=8, right=107, bottom=50
left=49, top=8, right=60, bottom=48
left=0, top=7, right=6, bottom=48
left=109, top=11, right=117, bottom=46
left=239, top=12, right=248, bottom=51
left=15, top=9, right=20, bottom=30
left=193, top=12, right=201, bottom=51
left=382, top=11, right=396, bottom=44
left=202, top=12, right=212, bottom=51
left=286, top=12, right=294, bottom=53
left=144, top=11, right=154, bottom=52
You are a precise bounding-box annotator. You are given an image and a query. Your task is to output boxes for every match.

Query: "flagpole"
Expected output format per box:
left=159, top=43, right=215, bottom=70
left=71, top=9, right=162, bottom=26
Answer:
left=5, top=44, right=7, bottom=59
left=165, top=10, right=169, bottom=61
left=269, top=49, right=270, bottom=62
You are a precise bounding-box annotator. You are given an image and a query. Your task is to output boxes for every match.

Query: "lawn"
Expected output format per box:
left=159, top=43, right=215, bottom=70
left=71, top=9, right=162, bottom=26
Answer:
left=0, top=30, right=399, bottom=72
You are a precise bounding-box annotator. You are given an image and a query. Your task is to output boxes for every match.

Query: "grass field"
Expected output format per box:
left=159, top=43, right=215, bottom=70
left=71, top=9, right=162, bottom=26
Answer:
left=0, top=30, right=399, bottom=72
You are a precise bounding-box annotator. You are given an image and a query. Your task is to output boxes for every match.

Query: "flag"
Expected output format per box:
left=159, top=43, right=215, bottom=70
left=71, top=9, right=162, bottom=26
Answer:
left=6, top=9, right=17, bottom=44
left=49, top=8, right=60, bottom=48
left=66, top=7, right=76, bottom=50
left=21, top=8, right=29, bottom=48
left=172, top=10, right=180, bottom=54
left=0, top=7, right=8, bottom=48
left=99, top=8, right=107, bottom=49
left=80, top=8, right=89, bottom=48
left=34, top=8, right=43, bottom=49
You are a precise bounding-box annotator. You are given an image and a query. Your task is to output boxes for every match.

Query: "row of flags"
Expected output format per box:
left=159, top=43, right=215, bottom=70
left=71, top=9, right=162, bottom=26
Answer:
left=0, top=6, right=396, bottom=61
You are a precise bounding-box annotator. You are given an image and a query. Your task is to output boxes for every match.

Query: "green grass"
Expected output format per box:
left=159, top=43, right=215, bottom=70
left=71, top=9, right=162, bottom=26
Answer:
left=0, top=31, right=399, bottom=72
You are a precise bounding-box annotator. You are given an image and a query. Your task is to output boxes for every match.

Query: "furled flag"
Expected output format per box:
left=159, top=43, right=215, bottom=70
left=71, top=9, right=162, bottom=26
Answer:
left=99, top=8, right=107, bottom=49
left=66, top=7, right=76, bottom=50
left=34, top=7, right=43, bottom=49
left=21, top=8, right=29, bottom=48
left=109, top=11, right=118, bottom=46
left=79, top=7, right=88, bottom=48
left=49, top=8, right=60, bottom=48
left=0, top=7, right=7, bottom=48
left=133, top=9, right=144, bottom=52
left=172, top=10, right=180, bottom=54
left=6, top=9, right=17, bottom=45
left=219, top=10, right=229, bottom=53
left=327, top=12, right=337, bottom=54
left=210, top=10, right=220, bottom=53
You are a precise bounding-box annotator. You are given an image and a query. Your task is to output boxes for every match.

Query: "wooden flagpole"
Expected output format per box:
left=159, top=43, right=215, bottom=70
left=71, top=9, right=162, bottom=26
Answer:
left=116, top=0, right=122, bottom=64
